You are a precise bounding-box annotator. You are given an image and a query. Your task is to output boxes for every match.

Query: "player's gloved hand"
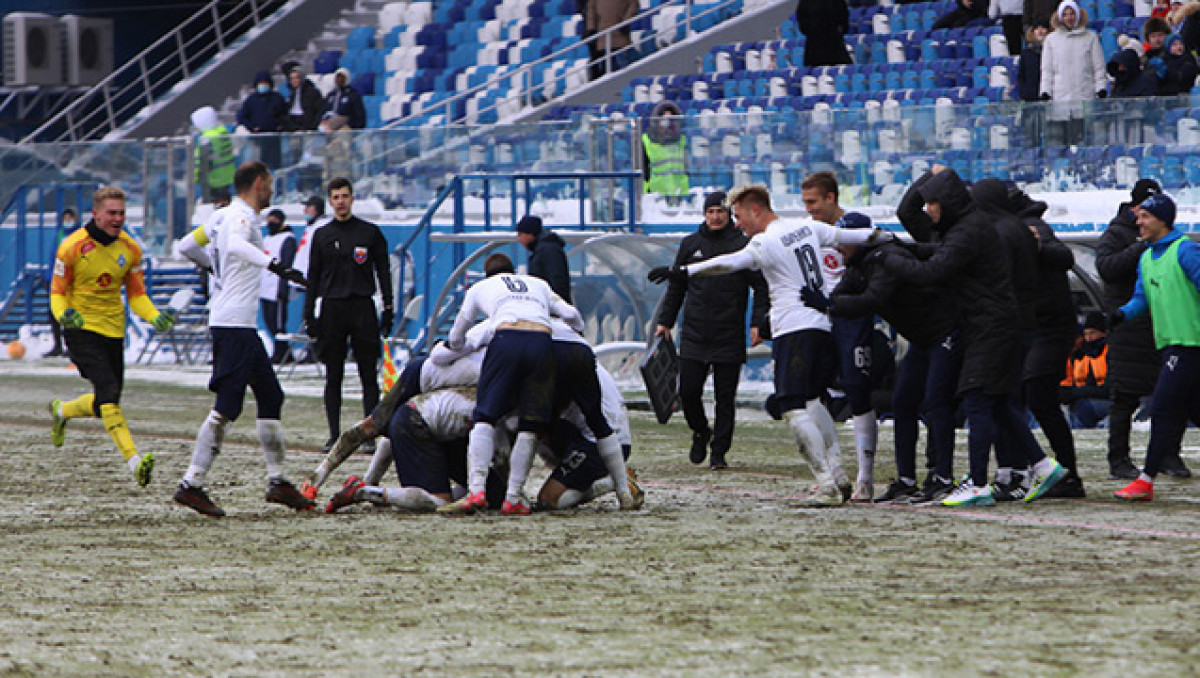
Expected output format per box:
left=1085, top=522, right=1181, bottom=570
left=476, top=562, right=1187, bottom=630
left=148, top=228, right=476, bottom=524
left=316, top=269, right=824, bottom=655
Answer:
left=1107, top=310, right=1125, bottom=330
left=647, top=265, right=687, bottom=284
left=304, top=318, right=320, bottom=338
left=267, top=259, right=307, bottom=288
left=867, top=229, right=896, bottom=245
left=152, top=310, right=176, bottom=332
left=800, top=285, right=831, bottom=314
left=60, top=308, right=84, bottom=330
left=379, top=307, right=395, bottom=335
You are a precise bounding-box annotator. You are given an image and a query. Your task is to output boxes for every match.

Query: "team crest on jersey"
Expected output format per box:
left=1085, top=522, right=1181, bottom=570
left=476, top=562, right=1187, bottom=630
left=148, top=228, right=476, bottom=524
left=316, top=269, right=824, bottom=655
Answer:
left=354, top=246, right=368, bottom=264
left=823, top=252, right=839, bottom=270
left=117, top=254, right=126, bottom=268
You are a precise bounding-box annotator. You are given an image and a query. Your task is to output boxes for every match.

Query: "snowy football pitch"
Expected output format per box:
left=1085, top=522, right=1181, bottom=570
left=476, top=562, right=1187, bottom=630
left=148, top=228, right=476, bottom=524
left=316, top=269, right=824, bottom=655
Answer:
left=1, top=365, right=1198, bottom=676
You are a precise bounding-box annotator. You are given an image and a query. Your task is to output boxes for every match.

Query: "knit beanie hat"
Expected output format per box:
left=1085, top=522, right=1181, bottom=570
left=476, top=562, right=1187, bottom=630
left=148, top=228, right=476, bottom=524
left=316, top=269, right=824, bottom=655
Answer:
left=1138, top=192, right=1176, bottom=226
left=1131, top=178, right=1162, bottom=205
left=516, top=215, right=543, bottom=236
left=703, top=191, right=728, bottom=211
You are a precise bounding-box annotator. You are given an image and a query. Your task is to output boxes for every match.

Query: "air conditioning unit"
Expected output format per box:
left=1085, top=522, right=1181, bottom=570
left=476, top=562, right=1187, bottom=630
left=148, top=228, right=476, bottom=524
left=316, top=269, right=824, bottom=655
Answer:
left=62, top=15, right=113, bottom=86
left=3, top=12, right=63, bottom=86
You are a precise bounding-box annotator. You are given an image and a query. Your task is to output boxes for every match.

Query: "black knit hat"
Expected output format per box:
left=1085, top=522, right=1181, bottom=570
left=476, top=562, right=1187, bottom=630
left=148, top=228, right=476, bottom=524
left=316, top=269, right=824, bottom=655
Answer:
left=703, top=191, right=728, bottom=212
left=1131, top=178, right=1161, bottom=205
left=304, top=196, right=324, bottom=215
left=516, top=215, right=543, bottom=236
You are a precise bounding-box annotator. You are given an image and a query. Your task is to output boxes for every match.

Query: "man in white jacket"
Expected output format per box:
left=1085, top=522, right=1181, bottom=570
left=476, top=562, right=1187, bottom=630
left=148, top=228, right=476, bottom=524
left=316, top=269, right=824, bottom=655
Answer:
left=1039, top=0, right=1107, bottom=146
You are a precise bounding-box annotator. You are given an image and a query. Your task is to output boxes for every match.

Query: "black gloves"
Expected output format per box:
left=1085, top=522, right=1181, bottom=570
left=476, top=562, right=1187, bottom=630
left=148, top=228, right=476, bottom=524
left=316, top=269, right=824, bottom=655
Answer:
left=1096, top=89, right=1107, bottom=99
left=647, top=265, right=687, bottom=284
left=267, top=259, right=306, bottom=288
left=1107, top=310, right=1125, bottom=330
left=380, top=307, right=395, bottom=336
left=800, top=285, right=831, bottom=314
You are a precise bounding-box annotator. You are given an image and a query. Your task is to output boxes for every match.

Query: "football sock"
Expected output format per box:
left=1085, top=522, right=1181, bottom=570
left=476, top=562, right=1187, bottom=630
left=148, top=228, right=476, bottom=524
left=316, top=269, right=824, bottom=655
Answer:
left=363, top=486, right=443, bottom=510
left=363, top=438, right=393, bottom=486
left=100, top=403, right=137, bottom=462
left=465, top=422, right=495, bottom=495
left=580, top=477, right=616, bottom=504
left=994, top=467, right=1013, bottom=485
left=807, top=399, right=847, bottom=486
left=596, top=434, right=631, bottom=501
left=853, top=412, right=877, bottom=484
left=785, top=408, right=832, bottom=488
left=62, top=393, right=95, bottom=420
left=256, top=419, right=286, bottom=480
left=505, top=431, right=539, bottom=504
left=1138, top=472, right=1153, bottom=483
left=555, top=489, right=586, bottom=509
left=185, top=410, right=228, bottom=487
left=1033, top=456, right=1057, bottom=477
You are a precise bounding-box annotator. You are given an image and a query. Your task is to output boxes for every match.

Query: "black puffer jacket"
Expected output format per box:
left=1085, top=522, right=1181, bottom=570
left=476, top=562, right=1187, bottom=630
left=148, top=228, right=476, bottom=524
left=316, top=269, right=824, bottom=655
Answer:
left=656, top=222, right=768, bottom=363
left=972, top=178, right=1039, bottom=332
left=829, top=240, right=958, bottom=348
left=1095, top=203, right=1160, bottom=393
left=1012, top=191, right=1078, bottom=380
left=886, top=169, right=1021, bottom=396
left=527, top=230, right=572, bottom=303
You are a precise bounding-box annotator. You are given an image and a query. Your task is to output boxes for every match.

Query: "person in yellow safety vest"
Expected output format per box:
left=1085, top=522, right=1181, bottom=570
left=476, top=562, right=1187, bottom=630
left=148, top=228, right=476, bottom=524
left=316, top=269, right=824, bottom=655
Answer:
left=641, top=100, right=689, bottom=205
left=191, top=106, right=236, bottom=204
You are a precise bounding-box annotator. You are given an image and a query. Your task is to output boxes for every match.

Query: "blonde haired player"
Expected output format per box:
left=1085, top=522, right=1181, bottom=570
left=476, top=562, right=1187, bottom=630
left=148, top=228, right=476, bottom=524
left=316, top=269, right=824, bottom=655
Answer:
left=47, top=185, right=175, bottom=486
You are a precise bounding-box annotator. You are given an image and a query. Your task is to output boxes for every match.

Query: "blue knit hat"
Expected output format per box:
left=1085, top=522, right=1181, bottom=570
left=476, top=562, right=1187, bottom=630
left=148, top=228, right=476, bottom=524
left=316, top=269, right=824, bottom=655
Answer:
left=1138, top=193, right=1176, bottom=227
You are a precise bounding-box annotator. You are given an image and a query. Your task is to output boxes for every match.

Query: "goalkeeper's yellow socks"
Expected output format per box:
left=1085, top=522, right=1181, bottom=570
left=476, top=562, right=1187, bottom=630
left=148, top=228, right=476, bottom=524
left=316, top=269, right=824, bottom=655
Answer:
left=61, top=393, right=96, bottom=420
left=100, top=403, right=138, bottom=462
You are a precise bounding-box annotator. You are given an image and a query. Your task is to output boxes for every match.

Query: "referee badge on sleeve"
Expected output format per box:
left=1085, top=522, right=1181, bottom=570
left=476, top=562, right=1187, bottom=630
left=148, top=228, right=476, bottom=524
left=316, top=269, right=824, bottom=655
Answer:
left=354, top=246, right=368, bottom=264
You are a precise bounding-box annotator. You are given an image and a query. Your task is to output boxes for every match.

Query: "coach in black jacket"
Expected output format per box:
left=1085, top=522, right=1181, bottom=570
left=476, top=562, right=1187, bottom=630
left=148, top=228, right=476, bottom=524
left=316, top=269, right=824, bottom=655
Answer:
left=1095, top=179, right=1190, bottom=479
left=516, top=215, right=572, bottom=302
left=305, top=177, right=393, bottom=451
left=655, top=192, right=768, bottom=469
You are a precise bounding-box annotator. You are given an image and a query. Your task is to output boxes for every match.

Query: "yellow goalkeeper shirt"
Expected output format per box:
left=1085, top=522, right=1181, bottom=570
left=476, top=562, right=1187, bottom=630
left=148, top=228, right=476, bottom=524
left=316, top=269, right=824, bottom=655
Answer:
left=50, top=225, right=158, bottom=339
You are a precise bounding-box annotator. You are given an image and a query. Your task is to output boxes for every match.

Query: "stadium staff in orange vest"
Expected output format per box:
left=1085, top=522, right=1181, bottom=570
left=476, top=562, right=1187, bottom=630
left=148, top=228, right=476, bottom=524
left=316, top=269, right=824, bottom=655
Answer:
left=47, top=186, right=176, bottom=486
left=1060, top=311, right=1111, bottom=428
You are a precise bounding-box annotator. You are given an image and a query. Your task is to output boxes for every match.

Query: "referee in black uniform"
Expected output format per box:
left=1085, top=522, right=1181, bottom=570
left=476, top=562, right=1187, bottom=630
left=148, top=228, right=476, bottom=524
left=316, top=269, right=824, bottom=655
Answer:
left=304, top=177, right=394, bottom=451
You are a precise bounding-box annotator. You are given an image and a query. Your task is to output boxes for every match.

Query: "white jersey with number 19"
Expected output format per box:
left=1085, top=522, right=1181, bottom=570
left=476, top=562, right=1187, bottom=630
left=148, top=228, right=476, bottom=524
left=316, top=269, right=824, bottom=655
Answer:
left=745, top=217, right=844, bottom=337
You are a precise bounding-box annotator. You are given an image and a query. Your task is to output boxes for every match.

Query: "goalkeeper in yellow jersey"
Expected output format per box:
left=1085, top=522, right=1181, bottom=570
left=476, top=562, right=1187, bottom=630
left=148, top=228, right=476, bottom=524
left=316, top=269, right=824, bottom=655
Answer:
left=47, top=185, right=175, bottom=486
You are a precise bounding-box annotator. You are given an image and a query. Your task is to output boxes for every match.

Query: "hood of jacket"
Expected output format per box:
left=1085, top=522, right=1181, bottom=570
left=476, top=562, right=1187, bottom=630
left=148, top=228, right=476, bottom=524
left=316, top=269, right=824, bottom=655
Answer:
left=917, top=169, right=975, bottom=232
left=253, top=70, right=273, bottom=87
left=190, top=106, right=221, bottom=131
left=1050, top=4, right=1090, bottom=32
left=1108, top=48, right=1143, bottom=83
left=645, top=100, right=684, bottom=144
left=969, top=177, right=1014, bottom=214
left=533, top=230, right=566, bottom=250
left=1008, top=189, right=1049, bottom=219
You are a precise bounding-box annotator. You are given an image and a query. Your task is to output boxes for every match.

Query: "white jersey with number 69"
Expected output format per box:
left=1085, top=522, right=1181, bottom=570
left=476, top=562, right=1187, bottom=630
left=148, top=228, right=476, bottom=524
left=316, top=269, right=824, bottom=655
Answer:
left=745, top=217, right=843, bottom=337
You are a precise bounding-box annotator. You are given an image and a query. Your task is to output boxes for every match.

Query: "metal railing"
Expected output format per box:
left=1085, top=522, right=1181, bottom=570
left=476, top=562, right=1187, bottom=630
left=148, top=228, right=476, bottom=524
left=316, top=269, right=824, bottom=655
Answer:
left=382, top=0, right=744, bottom=130
left=22, top=0, right=286, bottom=144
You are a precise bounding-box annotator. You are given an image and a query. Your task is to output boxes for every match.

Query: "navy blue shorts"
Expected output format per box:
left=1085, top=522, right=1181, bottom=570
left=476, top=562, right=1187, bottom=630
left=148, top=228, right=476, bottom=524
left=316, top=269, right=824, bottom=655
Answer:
left=387, top=404, right=504, bottom=507
left=547, top=420, right=631, bottom=491
left=772, top=329, right=836, bottom=412
left=831, top=315, right=874, bottom=391
left=209, top=327, right=283, bottom=420
left=553, top=341, right=613, bottom=439
left=474, top=329, right=555, bottom=431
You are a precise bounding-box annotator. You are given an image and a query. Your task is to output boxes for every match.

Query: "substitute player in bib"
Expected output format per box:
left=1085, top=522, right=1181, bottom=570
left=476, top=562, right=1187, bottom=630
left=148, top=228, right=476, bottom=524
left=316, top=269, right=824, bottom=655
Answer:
left=48, top=185, right=175, bottom=486
left=171, top=161, right=313, bottom=517
left=650, top=185, right=892, bottom=506
left=1110, top=194, right=1200, bottom=502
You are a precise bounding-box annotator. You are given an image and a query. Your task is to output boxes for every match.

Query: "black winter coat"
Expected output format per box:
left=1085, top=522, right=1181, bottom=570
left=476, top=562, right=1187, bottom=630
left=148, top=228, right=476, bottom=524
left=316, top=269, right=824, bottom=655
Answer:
left=1017, top=43, right=1043, bottom=102
left=323, top=85, right=366, bottom=129
left=972, top=178, right=1039, bottom=332
left=829, top=240, right=958, bottom=348
left=796, top=0, right=852, bottom=67
left=1015, top=195, right=1078, bottom=379
left=886, top=170, right=1021, bottom=396
left=526, top=231, right=572, bottom=303
left=1095, top=204, right=1160, bottom=393
left=284, top=78, right=326, bottom=131
left=656, top=223, right=768, bottom=363
left=1160, top=52, right=1199, bottom=96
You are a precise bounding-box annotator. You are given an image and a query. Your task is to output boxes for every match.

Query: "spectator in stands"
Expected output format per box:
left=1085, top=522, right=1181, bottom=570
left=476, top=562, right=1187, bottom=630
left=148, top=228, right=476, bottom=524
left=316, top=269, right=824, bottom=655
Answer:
left=1024, top=0, right=1059, bottom=33
left=1061, top=312, right=1111, bottom=429
left=1096, top=179, right=1192, bottom=480
left=1039, top=0, right=1106, bottom=146
left=237, top=70, right=286, bottom=169
left=1017, top=21, right=1049, bottom=145
left=1107, top=46, right=1160, bottom=98
left=654, top=191, right=768, bottom=471
left=190, top=106, right=235, bottom=205
left=515, top=215, right=572, bottom=303
left=1158, top=32, right=1198, bottom=95
left=586, top=0, right=638, bottom=80
left=260, top=209, right=296, bottom=365
left=932, top=0, right=991, bottom=31
left=641, top=100, right=689, bottom=206
left=1172, top=0, right=1200, bottom=54
left=990, top=0, right=1024, bottom=56
left=282, top=67, right=324, bottom=132
left=795, top=0, right=852, bottom=67
left=1143, top=16, right=1171, bottom=62
left=321, top=68, right=366, bottom=131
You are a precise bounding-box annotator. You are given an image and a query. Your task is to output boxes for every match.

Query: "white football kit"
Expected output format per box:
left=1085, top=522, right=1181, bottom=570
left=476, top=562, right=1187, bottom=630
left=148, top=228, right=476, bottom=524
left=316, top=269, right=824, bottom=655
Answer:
left=446, top=273, right=581, bottom=350
left=204, top=198, right=273, bottom=329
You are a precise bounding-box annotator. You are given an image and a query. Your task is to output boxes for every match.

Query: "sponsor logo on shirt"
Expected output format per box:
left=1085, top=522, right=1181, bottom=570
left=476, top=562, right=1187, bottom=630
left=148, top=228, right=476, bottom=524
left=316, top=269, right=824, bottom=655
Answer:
left=80, top=241, right=95, bottom=256
left=97, top=272, right=112, bottom=288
